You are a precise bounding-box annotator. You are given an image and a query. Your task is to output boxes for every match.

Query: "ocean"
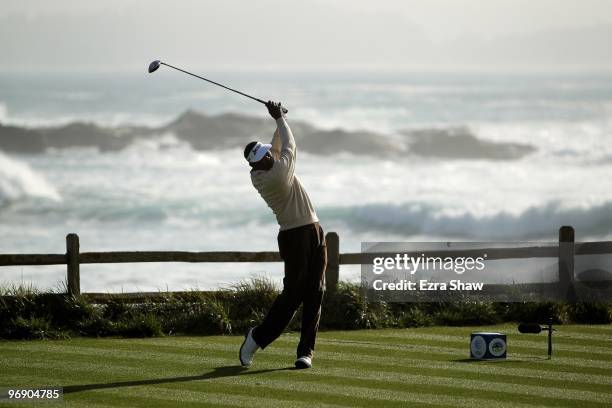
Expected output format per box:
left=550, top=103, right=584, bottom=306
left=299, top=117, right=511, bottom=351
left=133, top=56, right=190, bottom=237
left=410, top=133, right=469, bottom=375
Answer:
left=1, top=70, right=611, bottom=291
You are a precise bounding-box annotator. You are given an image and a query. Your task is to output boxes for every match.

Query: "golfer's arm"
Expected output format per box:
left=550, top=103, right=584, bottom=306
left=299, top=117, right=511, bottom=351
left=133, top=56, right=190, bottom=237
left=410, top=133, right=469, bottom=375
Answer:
left=270, top=129, right=281, bottom=160
left=277, top=117, right=295, bottom=158
left=277, top=116, right=296, bottom=178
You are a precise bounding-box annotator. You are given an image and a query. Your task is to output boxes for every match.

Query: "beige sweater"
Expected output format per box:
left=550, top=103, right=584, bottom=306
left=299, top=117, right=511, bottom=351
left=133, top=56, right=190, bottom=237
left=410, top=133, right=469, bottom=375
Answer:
left=251, top=117, right=319, bottom=231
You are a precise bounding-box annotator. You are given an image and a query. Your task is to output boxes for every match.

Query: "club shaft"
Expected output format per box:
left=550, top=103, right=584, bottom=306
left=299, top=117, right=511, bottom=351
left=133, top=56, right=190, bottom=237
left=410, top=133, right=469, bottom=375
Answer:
left=160, top=62, right=266, bottom=105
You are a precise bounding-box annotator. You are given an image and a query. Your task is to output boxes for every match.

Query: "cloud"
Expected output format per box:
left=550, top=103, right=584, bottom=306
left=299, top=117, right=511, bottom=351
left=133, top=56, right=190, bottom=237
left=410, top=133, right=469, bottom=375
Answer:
left=1, top=1, right=611, bottom=71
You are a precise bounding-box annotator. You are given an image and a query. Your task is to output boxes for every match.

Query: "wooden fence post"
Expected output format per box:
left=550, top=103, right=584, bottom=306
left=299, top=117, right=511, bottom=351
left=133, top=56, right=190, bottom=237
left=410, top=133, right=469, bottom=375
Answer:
left=558, top=226, right=576, bottom=303
left=66, top=233, right=80, bottom=296
left=325, top=232, right=339, bottom=292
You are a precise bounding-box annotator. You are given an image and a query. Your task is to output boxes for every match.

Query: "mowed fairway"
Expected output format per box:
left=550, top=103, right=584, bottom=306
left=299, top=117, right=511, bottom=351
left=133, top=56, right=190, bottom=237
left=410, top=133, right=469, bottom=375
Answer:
left=1, top=324, right=611, bottom=407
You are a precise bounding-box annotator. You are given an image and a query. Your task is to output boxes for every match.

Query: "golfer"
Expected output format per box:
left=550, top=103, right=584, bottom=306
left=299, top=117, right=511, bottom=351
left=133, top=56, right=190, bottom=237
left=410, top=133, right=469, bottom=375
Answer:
left=240, top=101, right=327, bottom=369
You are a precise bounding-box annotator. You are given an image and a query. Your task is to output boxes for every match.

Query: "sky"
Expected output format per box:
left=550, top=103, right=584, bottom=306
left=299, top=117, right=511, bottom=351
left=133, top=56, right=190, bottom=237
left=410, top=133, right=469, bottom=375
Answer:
left=1, top=0, right=612, bottom=72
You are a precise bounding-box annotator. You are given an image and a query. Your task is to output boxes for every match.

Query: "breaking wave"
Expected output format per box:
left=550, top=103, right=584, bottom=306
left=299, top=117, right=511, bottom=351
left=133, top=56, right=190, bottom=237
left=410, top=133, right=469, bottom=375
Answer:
left=0, top=150, right=61, bottom=205
left=321, top=200, right=612, bottom=240
left=0, top=110, right=537, bottom=160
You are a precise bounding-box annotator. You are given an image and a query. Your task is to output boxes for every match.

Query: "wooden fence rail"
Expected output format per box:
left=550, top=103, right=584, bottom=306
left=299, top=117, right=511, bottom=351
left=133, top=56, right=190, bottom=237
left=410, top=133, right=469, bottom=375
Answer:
left=1, top=226, right=611, bottom=298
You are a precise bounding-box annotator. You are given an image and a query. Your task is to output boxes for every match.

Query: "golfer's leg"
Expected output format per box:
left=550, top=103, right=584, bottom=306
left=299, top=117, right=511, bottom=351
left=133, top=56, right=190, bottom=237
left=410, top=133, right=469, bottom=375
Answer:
left=252, top=227, right=308, bottom=349
left=253, top=284, right=302, bottom=349
left=297, top=224, right=327, bottom=358
left=297, top=289, right=324, bottom=358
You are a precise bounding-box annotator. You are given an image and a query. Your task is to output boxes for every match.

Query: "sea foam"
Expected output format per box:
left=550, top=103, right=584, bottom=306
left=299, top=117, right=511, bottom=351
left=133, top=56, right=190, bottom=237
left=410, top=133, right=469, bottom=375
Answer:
left=0, top=150, right=61, bottom=205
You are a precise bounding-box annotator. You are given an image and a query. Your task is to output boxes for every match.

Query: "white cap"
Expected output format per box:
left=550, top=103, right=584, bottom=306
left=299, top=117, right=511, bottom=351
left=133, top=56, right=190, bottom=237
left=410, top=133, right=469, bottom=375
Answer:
left=246, top=142, right=272, bottom=163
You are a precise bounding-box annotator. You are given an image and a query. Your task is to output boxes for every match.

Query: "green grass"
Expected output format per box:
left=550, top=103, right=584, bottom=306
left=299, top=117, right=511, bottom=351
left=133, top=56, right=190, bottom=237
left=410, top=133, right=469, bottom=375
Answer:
left=1, top=324, right=611, bottom=407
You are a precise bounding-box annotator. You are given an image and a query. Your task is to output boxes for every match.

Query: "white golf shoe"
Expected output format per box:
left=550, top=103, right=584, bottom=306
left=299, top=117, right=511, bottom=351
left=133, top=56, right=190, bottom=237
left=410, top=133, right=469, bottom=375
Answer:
left=294, top=356, right=312, bottom=369
left=239, top=327, right=259, bottom=367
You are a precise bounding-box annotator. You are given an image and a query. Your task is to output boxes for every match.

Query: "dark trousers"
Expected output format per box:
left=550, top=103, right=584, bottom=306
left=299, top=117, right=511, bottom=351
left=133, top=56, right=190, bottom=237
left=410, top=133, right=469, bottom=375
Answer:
left=252, top=222, right=327, bottom=358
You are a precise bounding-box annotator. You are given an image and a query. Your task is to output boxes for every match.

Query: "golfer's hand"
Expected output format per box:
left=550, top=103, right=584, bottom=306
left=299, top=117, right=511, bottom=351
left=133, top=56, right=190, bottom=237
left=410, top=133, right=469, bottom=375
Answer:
left=266, top=101, right=284, bottom=120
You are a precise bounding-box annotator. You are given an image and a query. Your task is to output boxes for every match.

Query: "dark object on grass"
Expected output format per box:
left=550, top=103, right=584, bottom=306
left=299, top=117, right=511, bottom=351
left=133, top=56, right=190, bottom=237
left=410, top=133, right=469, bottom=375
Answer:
left=517, top=323, right=542, bottom=334
left=518, top=319, right=555, bottom=358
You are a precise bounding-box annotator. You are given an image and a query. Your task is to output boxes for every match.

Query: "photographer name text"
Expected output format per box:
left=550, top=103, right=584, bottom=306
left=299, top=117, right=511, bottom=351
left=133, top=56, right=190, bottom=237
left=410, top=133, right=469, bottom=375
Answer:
left=372, top=279, right=484, bottom=291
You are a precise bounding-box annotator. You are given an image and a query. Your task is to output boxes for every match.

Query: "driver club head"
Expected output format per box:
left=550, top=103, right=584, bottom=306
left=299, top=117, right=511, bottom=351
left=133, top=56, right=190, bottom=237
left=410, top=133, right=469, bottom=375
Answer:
left=148, top=60, right=162, bottom=73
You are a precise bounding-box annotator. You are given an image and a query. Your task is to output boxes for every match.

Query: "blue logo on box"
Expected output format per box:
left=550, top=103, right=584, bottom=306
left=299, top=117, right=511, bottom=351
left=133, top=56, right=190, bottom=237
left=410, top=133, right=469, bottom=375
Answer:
left=470, top=332, right=507, bottom=359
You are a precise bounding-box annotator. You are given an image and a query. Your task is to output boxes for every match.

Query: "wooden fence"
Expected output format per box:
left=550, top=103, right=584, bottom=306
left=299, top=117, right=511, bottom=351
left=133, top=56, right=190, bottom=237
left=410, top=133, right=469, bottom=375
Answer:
left=1, top=226, right=611, bottom=299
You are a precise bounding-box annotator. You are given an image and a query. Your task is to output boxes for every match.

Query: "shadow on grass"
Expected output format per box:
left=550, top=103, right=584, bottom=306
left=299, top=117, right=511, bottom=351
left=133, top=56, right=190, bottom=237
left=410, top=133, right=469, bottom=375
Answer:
left=63, top=365, right=294, bottom=394
left=453, top=357, right=549, bottom=363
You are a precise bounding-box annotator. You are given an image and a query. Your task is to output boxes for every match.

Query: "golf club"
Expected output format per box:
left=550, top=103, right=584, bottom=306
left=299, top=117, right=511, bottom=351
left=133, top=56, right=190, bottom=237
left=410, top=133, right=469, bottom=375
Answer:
left=148, top=60, right=288, bottom=114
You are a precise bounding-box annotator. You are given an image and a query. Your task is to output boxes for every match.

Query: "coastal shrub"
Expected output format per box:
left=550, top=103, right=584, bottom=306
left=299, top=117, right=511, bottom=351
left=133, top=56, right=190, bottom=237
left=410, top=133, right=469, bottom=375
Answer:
left=170, top=297, right=232, bottom=335
left=321, top=282, right=396, bottom=329
left=4, top=316, right=69, bottom=340
left=228, top=277, right=278, bottom=334
left=77, top=314, right=117, bottom=337
left=0, top=286, right=94, bottom=339
left=566, top=302, right=611, bottom=324
left=0, top=285, right=39, bottom=325
left=320, top=282, right=366, bottom=329
left=431, top=302, right=500, bottom=326
left=497, top=302, right=564, bottom=324
left=116, top=313, right=162, bottom=338
left=1, top=279, right=611, bottom=340
left=396, top=307, right=435, bottom=328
